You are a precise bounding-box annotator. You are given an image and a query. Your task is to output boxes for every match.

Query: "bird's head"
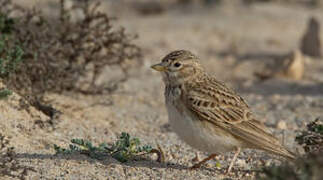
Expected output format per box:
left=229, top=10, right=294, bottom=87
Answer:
left=151, top=50, right=204, bottom=85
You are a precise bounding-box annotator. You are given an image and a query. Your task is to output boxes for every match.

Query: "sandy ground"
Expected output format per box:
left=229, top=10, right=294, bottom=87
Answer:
left=1, top=1, right=323, bottom=179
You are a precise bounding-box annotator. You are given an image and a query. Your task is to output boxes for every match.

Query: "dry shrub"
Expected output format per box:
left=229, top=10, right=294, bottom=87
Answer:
left=0, top=0, right=141, bottom=107
left=258, top=118, right=323, bottom=180
left=296, top=118, right=323, bottom=154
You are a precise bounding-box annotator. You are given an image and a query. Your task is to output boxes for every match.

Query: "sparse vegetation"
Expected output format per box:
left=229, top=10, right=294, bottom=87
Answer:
left=0, top=88, right=12, bottom=99
left=0, top=12, right=24, bottom=78
left=0, top=0, right=141, bottom=114
left=0, top=12, right=24, bottom=100
left=258, top=118, right=323, bottom=180
left=296, top=118, right=323, bottom=154
left=54, top=132, right=162, bottom=163
left=1, top=0, right=323, bottom=179
left=0, top=35, right=24, bottom=78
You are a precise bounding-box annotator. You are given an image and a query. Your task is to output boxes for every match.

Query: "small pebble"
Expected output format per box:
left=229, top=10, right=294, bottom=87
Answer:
left=277, top=121, right=287, bottom=129
left=235, top=159, right=246, bottom=167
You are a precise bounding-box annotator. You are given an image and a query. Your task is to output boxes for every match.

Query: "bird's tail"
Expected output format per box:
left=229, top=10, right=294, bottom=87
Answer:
left=236, top=119, right=297, bottom=161
left=260, top=144, right=296, bottom=161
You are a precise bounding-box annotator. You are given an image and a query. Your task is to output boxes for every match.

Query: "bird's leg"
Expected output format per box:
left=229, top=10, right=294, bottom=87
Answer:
left=191, top=152, right=200, bottom=162
left=226, top=147, right=241, bottom=174
left=190, top=153, right=217, bottom=169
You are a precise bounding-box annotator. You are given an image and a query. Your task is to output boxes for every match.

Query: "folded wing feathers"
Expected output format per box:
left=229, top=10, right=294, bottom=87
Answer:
left=185, top=78, right=296, bottom=160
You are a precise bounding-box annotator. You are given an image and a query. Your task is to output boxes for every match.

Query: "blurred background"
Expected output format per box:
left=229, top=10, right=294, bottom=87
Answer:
left=0, top=0, right=322, bottom=179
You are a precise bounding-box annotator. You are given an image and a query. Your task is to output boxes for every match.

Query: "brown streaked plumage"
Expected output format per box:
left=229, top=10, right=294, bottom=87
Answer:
left=151, top=50, right=295, bottom=173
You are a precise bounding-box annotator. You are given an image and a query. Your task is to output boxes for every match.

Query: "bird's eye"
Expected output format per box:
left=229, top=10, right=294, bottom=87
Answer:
left=174, top=62, right=181, bottom=68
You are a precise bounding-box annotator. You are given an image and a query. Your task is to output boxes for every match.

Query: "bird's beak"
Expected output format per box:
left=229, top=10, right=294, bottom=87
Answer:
left=151, top=63, right=167, bottom=72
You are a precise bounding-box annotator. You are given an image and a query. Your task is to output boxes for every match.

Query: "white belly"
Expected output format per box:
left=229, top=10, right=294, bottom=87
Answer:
left=166, top=102, right=239, bottom=154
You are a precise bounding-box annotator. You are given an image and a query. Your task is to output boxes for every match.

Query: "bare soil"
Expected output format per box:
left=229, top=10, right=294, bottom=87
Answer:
left=1, top=1, right=323, bottom=179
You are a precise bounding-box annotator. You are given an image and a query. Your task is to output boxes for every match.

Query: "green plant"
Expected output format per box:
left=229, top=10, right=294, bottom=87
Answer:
left=0, top=13, right=24, bottom=78
left=0, top=38, right=24, bottom=78
left=0, top=88, right=12, bottom=99
left=0, top=13, right=14, bottom=35
left=54, top=132, right=160, bottom=163
left=0, top=11, right=23, bottom=101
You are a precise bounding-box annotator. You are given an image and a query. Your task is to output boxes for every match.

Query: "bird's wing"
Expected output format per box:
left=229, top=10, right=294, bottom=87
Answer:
left=184, top=77, right=252, bottom=125
left=183, top=77, right=294, bottom=159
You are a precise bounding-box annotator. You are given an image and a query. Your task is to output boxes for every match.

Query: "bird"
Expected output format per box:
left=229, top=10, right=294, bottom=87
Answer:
left=151, top=50, right=295, bottom=173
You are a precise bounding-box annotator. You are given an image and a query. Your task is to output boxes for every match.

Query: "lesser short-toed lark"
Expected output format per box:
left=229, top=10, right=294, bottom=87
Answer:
left=151, top=50, right=295, bottom=173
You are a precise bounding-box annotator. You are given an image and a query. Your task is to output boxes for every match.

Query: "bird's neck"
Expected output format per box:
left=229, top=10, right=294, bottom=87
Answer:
left=165, top=71, right=207, bottom=89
